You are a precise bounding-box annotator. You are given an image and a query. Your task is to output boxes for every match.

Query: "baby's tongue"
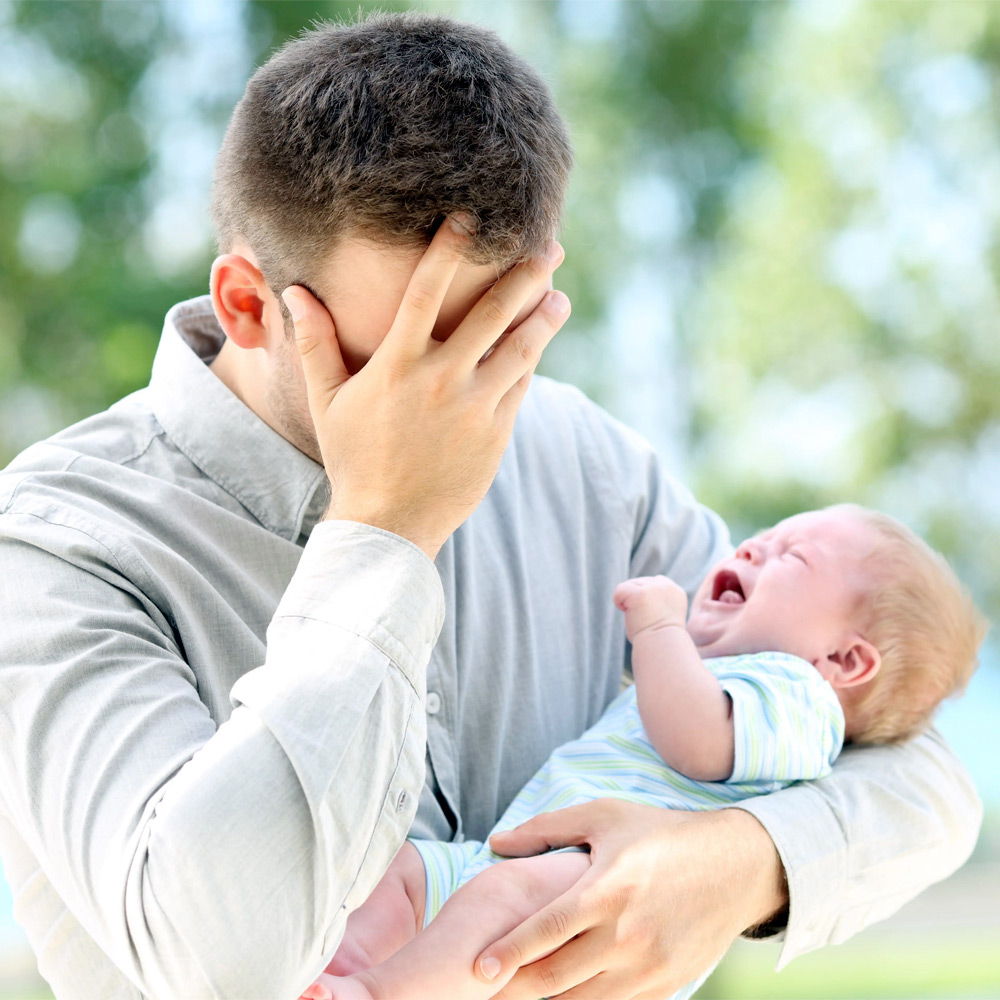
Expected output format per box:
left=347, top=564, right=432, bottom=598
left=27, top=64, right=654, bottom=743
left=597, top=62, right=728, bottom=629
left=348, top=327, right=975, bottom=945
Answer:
left=718, top=590, right=743, bottom=605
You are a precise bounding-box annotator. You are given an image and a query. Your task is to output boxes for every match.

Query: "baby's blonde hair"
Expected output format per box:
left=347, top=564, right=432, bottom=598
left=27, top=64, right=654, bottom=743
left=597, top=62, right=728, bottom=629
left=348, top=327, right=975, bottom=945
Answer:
left=835, top=504, right=988, bottom=745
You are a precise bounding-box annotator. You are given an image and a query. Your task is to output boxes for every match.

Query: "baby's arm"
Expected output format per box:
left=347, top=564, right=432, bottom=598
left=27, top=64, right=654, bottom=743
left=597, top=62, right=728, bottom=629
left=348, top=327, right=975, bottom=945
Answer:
left=614, top=576, right=735, bottom=780
left=298, top=843, right=425, bottom=998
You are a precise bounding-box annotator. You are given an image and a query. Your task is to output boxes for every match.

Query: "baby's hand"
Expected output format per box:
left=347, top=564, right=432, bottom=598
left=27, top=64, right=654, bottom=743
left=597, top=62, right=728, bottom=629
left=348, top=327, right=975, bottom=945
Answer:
left=613, top=575, right=688, bottom=641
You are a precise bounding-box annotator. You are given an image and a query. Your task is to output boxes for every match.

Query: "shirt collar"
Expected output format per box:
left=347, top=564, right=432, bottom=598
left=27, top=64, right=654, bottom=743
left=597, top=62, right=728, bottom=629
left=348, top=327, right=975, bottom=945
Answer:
left=147, top=295, right=329, bottom=541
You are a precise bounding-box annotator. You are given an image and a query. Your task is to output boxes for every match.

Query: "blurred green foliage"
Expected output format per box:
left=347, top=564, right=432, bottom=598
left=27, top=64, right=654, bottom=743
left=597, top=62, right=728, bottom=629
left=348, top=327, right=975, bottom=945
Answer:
left=684, top=1, right=1000, bottom=616
left=0, top=5, right=998, bottom=999
left=1, top=0, right=998, bottom=626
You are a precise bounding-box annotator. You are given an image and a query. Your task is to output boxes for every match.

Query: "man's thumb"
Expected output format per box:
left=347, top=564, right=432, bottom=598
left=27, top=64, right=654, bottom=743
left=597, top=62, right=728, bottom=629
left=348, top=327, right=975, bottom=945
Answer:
left=283, top=285, right=348, bottom=410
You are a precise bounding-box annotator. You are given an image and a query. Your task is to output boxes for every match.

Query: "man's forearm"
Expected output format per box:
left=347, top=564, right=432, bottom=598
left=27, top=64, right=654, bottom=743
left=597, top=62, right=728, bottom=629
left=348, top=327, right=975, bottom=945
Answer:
left=138, top=523, right=443, bottom=997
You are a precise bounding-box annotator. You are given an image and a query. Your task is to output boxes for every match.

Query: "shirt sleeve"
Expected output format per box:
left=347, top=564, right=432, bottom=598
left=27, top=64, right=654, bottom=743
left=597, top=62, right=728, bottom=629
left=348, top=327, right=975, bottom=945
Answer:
left=732, top=728, right=982, bottom=968
left=717, top=653, right=845, bottom=784
left=0, top=512, right=443, bottom=1000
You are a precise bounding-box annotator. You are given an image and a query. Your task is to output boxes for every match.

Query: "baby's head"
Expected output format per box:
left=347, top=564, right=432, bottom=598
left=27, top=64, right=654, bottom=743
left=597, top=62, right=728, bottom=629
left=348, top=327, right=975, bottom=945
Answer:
left=686, top=504, right=987, bottom=744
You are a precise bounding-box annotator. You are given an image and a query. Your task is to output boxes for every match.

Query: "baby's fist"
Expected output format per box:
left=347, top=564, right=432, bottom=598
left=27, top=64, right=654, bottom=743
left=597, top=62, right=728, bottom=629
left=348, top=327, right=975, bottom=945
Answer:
left=613, top=575, right=688, bottom=640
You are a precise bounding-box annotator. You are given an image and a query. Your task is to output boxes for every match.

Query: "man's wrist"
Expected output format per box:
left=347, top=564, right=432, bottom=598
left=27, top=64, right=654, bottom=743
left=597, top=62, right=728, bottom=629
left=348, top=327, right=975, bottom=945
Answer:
left=321, top=508, right=444, bottom=561
left=719, top=807, right=789, bottom=933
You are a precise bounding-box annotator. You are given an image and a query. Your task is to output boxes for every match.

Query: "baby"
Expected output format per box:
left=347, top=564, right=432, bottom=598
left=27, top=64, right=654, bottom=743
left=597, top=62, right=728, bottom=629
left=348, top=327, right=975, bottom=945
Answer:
left=301, top=504, right=986, bottom=1000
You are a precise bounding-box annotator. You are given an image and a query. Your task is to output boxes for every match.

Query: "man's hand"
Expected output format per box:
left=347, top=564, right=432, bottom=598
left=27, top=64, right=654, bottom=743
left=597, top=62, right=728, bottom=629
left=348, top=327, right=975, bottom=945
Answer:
left=283, top=216, right=569, bottom=560
left=478, top=802, right=788, bottom=1000
left=613, top=575, right=688, bottom=641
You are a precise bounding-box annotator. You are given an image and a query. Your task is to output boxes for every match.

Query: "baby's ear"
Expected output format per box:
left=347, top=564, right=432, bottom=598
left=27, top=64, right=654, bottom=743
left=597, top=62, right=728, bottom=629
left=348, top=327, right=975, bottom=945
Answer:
left=825, top=636, right=881, bottom=689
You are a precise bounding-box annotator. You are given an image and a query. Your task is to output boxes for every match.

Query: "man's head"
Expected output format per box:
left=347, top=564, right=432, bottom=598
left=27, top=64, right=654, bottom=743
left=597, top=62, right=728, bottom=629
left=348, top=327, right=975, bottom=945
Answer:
left=686, top=505, right=986, bottom=743
left=210, top=12, right=573, bottom=297
left=207, top=13, right=572, bottom=460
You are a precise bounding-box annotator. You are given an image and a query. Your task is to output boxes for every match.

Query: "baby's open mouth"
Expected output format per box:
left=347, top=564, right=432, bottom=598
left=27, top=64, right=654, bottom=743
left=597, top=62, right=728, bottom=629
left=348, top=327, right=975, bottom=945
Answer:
left=711, top=569, right=745, bottom=604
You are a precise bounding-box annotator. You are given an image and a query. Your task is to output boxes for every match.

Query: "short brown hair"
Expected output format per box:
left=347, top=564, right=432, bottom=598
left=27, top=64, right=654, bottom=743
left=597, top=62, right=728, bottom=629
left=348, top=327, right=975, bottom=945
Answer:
left=211, top=12, right=573, bottom=293
left=839, top=505, right=988, bottom=744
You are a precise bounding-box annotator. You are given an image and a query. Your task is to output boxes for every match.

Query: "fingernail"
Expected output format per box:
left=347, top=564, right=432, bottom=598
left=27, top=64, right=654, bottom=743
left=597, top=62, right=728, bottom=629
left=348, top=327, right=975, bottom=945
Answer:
left=480, top=956, right=501, bottom=981
left=545, top=289, right=571, bottom=317
left=281, top=288, right=305, bottom=322
left=448, top=212, right=476, bottom=236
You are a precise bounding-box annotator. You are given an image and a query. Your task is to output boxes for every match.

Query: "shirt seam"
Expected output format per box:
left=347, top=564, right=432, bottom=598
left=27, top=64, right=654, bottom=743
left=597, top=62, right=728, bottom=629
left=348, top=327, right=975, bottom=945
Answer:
left=2, top=421, right=162, bottom=517
left=70, top=423, right=162, bottom=474
left=732, top=781, right=850, bottom=953
left=327, top=696, right=418, bottom=942
left=0, top=506, right=131, bottom=581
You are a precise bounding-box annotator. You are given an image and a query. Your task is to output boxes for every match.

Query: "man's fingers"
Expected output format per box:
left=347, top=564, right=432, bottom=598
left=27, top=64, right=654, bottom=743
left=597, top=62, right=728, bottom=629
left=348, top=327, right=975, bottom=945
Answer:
left=284, top=285, right=348, bottom=414
left=484, top=289, right=570, bottom=410
left=489, top=801, right=603, bottom=858
left=492, top=369, right=536, bottom=438
left=476, top=895, right=591, bottom=994
left=554, top=970, right=665, bottom=1000
left=381, top=213, right=473, bottom=359
left=439, top=241, right=564, bottom=367
left=492, top=948, right=607, bottom=1000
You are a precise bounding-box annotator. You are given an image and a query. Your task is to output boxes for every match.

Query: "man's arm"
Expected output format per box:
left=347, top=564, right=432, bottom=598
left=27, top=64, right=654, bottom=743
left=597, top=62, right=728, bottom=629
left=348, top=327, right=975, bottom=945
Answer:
left=479, top=803, right=786, bottom=999
left=734, top=727, right=982, bottom=965
left=475, top=704, right=979, bottom=1000
left=0, top=519, right=440, bottom=1000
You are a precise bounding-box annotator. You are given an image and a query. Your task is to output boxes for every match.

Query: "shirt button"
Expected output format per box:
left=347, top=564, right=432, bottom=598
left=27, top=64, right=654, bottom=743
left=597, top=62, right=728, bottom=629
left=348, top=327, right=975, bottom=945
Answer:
left=395, top=790, right=408, bottom=812
left=426, top=691, right=442, bottom=715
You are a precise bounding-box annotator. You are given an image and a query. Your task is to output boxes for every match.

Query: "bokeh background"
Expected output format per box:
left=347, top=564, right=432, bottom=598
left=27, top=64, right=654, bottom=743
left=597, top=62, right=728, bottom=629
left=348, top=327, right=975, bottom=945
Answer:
left=1, top=0, right=997, bottom=997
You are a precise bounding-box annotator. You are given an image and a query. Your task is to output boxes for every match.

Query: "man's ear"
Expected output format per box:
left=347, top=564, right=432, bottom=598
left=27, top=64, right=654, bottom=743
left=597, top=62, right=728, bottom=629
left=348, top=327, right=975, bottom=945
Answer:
left=822, top=636, right=881, bottom=690
left=210, top=253, right=271, bottom=350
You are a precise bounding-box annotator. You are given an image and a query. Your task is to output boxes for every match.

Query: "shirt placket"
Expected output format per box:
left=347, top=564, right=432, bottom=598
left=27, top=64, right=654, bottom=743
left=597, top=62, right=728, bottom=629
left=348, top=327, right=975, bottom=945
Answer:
left=420, top=538, right=463, bottom=840
left=423, top=642, right=462, bottom=839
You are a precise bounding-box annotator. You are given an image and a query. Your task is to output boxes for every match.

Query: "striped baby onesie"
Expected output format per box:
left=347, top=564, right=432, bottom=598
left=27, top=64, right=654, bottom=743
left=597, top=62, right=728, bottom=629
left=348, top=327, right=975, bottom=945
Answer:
left=411, top=651, right=845, bottom=997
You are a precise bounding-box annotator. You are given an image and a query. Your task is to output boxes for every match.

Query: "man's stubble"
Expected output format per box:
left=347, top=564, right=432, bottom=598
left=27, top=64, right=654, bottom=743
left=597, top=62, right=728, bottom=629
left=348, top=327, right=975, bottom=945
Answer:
left=266, top=331, right=324, bottom=467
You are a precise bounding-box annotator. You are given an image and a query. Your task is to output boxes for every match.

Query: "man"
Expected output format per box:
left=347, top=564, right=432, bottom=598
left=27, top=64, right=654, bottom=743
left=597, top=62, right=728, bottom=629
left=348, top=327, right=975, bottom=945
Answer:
left=0, top=13, right=980, bottom=1000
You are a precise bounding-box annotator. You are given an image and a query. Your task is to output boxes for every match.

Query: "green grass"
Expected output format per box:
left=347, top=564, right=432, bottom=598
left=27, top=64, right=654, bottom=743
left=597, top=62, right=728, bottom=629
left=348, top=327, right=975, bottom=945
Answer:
left=698, top=932, right=1000, bottom=999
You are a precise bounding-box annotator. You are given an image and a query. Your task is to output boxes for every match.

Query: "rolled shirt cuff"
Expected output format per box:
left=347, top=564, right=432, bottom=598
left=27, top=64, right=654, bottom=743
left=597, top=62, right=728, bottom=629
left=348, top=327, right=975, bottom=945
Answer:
left=268, top=519, right=446, bottom=688
left=729, top=785, right=847, bottom=970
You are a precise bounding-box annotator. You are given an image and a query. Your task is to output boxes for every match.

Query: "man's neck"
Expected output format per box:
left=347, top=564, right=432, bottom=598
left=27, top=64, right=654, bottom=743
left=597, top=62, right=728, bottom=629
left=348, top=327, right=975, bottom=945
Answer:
left=208, top=336, right=323, bottom=464
left=209, top=338, right=257, bottom=410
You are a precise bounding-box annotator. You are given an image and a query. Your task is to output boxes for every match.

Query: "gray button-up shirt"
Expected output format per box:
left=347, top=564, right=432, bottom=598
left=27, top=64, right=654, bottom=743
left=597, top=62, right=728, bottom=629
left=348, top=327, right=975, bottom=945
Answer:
left=0, top=297, right=982, bottom=999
